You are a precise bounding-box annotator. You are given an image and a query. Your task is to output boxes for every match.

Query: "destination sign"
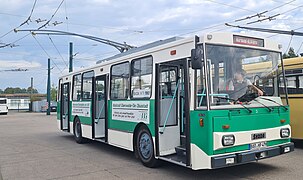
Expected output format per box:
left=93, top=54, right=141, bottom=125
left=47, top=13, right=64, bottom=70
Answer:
left=233, top=35, right=264, bottom=47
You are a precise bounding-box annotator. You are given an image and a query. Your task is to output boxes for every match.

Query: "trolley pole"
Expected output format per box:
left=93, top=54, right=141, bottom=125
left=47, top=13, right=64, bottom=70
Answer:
left=47, top=58, right=51, bottom=115
left=69, top=42, right=73, bottom=72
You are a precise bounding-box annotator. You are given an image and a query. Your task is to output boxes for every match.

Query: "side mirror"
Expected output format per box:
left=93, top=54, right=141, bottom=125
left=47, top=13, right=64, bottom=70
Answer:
left=191, top=46, right=203, bottom=69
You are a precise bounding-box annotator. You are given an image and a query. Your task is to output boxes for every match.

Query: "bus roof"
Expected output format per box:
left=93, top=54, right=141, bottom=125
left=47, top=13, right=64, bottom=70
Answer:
left=96, top=36, right=183, bottom=64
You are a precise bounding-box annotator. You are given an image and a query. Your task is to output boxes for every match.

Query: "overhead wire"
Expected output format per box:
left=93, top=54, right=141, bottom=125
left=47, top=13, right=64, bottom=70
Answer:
left=268, top=0, right=296, bottom=12
left=38, top=0, right=65, bottom=29
left=204, top=0, right=257, bottom=13
left=0, top=12, right=26, bottom=18
left=48, top=35, right=68, bottom=68
left=64, top=0, right=69, bottom=32
left=213, top=1, right=303, bottom=33
left=0, top=0, right=37, bottom=39
left=32, top=35, right=64, bottom=74
left=296, top=42, right=303, bottom=54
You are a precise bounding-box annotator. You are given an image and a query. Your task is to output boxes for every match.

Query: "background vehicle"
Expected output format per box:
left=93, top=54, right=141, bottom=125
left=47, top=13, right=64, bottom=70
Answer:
left=0, top=98, right=8, bottom=115
left=57, top=32, right=293, bottom=170
left=279, top=57, right=303, bottom=140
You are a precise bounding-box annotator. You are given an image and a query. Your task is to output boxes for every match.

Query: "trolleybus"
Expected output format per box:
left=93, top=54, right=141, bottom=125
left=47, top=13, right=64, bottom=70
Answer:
left=279, top=57, right=303, bottom=140
left=57, top=32, right=294, bottom=169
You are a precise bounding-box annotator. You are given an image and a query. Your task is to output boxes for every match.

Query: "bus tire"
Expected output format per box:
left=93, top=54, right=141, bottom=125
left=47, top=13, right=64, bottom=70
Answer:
left=136, top=127, right=158, bottom=168
left=73, top=117, right=84, bottom=144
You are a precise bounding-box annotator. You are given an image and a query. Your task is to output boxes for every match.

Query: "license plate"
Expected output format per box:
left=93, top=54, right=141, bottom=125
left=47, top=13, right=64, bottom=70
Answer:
left=250, top=141, right=267, bottom=150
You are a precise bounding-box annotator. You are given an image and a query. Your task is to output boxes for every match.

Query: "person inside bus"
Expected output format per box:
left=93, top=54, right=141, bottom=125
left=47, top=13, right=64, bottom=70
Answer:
left=228, top=69, right=264, bottom=101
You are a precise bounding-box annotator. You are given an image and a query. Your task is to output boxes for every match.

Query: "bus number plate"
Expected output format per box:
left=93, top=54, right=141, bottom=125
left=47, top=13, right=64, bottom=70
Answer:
left=250, top=142, right=267, bottom=150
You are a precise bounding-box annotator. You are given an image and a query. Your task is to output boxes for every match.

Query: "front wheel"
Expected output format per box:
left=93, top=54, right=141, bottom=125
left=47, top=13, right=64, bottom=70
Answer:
left=136, top=127, right=158, bottom=167
left=73, top=118, right=84, bottom=144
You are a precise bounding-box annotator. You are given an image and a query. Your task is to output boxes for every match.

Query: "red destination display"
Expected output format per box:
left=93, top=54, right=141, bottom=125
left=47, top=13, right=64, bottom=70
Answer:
left=233, top=35, right=264, bottom=47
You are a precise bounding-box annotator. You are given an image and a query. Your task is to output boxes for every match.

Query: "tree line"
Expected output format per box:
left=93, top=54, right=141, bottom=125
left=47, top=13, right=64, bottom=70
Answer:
left=0, top=85, right=58, bottom=101
left=0, top=87, right=38, bottom=94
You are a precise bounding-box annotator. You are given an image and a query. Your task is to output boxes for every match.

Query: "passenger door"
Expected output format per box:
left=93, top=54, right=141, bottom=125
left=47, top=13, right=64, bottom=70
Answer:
left=156, top=64, right=181, bottom=156
left=60, top=83, right=70, bottom=131
left=93, top=75, right=107, bottom=141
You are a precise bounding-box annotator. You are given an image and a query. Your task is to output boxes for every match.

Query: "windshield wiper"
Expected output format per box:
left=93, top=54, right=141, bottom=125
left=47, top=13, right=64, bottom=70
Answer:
left=213, top=96, right=252, bottom=113
left=252, top=99, right=272, bottom=112
left=258, top=97, right=288, bottom=111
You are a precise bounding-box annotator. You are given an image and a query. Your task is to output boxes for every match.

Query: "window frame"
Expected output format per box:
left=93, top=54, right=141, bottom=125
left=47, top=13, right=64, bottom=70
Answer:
left=130, top=56, right=153, bottom=100
left=58, top=79, right=62, bottom=101
left=72, top=73, right=82, bottom=101
left=81, top=70, right=95, bottom=100
left=110, top=61, right=130, bottom=100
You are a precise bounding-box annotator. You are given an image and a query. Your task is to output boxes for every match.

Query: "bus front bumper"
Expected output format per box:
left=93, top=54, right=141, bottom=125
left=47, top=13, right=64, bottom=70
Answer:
left=211, top=142, right=294, bottom=169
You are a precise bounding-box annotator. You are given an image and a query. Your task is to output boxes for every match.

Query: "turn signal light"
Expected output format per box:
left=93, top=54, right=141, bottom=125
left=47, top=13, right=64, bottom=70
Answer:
left=199, top=118, right=204, bottom=127
left=222, top=125, right=230, bottom=129
left=280, top=119, right=286, bottom=123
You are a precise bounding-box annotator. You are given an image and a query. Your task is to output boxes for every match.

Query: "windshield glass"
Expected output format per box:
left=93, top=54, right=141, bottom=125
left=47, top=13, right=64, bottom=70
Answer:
left=196, top=44, right=286, bottom=108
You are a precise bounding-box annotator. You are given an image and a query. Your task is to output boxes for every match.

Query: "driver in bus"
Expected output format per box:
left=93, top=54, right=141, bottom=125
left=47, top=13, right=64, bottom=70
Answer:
left=228, top=69, right=264, bottom=101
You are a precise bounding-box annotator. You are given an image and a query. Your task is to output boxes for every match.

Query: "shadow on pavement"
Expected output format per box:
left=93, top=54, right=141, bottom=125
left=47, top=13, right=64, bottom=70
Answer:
left=57, top=134, right=279, bottom=179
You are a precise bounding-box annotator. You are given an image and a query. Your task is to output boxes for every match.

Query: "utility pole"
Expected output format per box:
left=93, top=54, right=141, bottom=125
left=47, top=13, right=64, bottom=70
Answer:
left=30, top=77, right=33, bottom=112
left=69, top=42, right=73, bottom=72
left=47, top=58, right=51, bottom=115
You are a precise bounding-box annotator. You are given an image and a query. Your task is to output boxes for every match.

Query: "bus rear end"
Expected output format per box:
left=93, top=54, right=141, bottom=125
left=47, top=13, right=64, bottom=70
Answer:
left=190, top=33, right=294, bottom=169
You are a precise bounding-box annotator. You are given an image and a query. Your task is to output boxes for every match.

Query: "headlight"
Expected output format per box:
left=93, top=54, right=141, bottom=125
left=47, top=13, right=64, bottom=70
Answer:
left=280, top=128, right=290, bottom=138
left=222, top=135, right=235, bottom=146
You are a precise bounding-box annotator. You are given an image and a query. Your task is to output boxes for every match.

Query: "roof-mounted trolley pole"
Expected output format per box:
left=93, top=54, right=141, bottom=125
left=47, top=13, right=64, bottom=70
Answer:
left=14, top=29, right=136, bottom=53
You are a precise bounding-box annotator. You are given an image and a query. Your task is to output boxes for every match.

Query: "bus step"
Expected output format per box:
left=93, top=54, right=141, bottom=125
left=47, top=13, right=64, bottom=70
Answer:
left=175, top=145, right=186, bottom=156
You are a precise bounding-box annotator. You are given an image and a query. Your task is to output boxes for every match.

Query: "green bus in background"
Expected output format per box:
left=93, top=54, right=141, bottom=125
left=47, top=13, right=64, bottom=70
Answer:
left=57, top=32, right=294, bottom=170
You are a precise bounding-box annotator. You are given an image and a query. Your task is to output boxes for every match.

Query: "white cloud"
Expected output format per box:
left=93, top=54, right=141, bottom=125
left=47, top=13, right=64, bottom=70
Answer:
left=0, top=60, right=41, bottom=69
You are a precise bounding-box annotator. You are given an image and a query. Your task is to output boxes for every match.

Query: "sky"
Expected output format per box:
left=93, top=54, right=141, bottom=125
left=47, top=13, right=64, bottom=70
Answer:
left=0, top=0, right=303, bottom=93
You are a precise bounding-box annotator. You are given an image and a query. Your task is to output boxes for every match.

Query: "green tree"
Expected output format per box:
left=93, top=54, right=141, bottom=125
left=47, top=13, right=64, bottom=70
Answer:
left=27, top=87, right=38, bottom=94
left=4, top=87, right=16, bottom=94
left=283, top=47, right=298, bottom=59
left=3, top=87, right=38, bottom=94
left=51, top=84, right=57, bottom=101
left=0, top=89, right=3, bottom=94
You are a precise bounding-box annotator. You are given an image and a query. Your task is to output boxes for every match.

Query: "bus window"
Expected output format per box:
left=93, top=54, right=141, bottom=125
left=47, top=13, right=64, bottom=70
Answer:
left=131, top=56, right=152, bottom=99
left=58, top=79, right=62, bottom=102
left=196, top=68, right=207, bottom=107
left=73, top=74, right=82, bottom=101
left=299, top=76, right=303, bottom=88
left=160, top=67, right=177, bottom=97
left=0, top=99, right=7, bottom=104
left=205, top=44, right=285, bottom=106
left=111, top=62, right=129, bottom=99
left=82, top=71, right=94, bottom=100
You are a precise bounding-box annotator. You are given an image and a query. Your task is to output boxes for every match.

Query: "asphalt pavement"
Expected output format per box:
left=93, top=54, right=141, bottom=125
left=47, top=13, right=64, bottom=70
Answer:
left=0, top=111, right=302, bottom=180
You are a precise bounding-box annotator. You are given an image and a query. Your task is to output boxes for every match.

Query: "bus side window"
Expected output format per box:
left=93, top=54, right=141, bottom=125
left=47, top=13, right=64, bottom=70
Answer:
left=110, top=62, right=129, bottom=99
left=131, top=56, right=153, bottom=99
left=73, top=74, right=82, bottom=101
left=82, top=71, right=94, bottom=100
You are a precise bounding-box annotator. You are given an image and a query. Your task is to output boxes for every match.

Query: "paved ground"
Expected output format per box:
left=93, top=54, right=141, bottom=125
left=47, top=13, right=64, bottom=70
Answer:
left=0, top=112, right=302, bottom=180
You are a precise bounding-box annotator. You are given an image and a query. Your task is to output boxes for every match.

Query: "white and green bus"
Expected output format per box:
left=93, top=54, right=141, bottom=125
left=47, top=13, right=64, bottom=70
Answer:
left=57, top=32, right=294, bottom=170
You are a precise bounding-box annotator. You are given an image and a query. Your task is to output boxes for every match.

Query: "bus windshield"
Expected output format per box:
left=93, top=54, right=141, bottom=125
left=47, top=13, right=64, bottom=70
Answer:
left=196, top=44, right=287, bottom=108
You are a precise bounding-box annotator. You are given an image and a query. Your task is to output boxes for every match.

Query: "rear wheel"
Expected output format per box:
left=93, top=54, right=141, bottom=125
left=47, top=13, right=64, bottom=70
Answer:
left=136, top=127, right=158, bottom=167
left=73, top=118, right=84, bottom=144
